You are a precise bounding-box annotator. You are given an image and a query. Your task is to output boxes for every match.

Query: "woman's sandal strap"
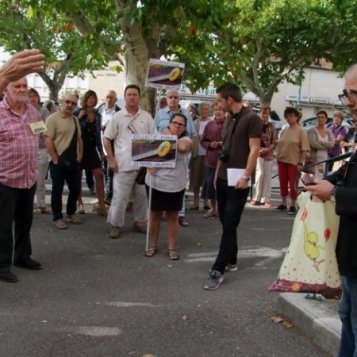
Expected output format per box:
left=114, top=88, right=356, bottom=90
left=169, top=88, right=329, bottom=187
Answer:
left=145, top=247, right=158, bottom=257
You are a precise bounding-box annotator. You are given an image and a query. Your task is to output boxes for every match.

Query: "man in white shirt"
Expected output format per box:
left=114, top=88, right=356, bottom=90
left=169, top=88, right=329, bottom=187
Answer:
left=103, top=85, right=156, bottom=238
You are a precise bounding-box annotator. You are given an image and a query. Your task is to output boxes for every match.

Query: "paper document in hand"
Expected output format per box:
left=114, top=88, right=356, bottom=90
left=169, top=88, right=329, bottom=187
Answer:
left=227, top=168, right=246, bottom=186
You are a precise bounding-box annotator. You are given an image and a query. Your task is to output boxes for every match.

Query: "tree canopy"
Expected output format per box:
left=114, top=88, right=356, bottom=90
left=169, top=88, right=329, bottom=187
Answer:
left=2, top=0, right=357, bottom=110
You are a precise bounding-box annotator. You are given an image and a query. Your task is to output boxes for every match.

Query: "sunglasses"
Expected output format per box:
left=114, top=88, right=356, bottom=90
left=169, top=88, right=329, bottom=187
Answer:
left=171, top=121, right=185, bottom=128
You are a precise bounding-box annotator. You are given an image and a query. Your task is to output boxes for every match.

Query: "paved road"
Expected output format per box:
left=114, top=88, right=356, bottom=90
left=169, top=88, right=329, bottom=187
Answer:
left=0, top=188, right=327, bottom=357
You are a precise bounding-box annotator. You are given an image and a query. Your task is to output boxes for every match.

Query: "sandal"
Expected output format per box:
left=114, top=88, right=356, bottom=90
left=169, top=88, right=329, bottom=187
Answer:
left=145, top=247, right=158, bottom=257
left=203, top=210, right=217, bottom=218
left=77, top=203, right=85, bottom=214
left=178, top=217, right=189, bottom=227
left=167, top=249, right=180, bottom=261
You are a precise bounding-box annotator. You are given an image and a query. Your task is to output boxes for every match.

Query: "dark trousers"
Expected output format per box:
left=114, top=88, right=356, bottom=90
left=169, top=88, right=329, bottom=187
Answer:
left=0, top=182, right=36, bottom=271
left=84, top=168, right=94, bottom=190
left=103, top=157, right=113, bottom=200
left=212, top=178, right=249, bottom=274
left=49, top=162, right=81, bottom=221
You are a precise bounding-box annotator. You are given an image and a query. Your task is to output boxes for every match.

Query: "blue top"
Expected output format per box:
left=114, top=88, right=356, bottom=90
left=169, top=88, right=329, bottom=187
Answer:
left=154, top=106, right=197, bottom=137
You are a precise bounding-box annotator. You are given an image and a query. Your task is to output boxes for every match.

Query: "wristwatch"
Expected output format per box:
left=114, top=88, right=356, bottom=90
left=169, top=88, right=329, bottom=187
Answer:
left=242, top=175, right=250, bottom=181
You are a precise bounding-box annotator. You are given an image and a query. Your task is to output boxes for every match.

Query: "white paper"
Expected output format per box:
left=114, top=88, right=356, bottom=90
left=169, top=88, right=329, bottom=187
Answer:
left=227, top=168, right=246, bottom=187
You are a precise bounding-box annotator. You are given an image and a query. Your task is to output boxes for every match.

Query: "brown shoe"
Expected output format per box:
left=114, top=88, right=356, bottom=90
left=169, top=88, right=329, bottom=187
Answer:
left=67, top=214, right=82, bottom=224
left=54, top=219, right=68, bottom=230
left=108, top=226, right=120, bottom=239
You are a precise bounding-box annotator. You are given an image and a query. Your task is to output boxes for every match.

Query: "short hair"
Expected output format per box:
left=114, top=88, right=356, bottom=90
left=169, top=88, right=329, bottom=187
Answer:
left=284, top=107, right=300, bottom=118
left=28, top=88, right=40, bottom=98
left=333, top=110, right=344, bottom=120
left=124, top=84, right=141, bottom=96
left=216, top=83, right=242, bottom=102
left=199, top=102, right=211, bottom=111
left=345, top=64, right=357, bottom=81
left=43, top=99, right=56, bottom=112
left=316, top=110, right=328, bottom=118
left=81, top=89, right=98, bottom=108
left=107, top=90, right=117, bottom=98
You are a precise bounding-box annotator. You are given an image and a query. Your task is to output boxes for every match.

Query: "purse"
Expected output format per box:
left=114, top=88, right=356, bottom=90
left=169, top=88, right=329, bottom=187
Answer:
left=135, top=167, right=147, bottom=185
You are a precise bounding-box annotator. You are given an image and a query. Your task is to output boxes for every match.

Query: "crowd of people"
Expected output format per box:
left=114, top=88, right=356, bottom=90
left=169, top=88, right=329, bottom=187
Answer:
left=1, top=48, right=357, bottom=356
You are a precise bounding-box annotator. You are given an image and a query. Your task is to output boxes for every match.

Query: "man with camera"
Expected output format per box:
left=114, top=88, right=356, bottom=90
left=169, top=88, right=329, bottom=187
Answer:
left=204, top=83, right=262, bottom=290
left=45, top=93, right=83, bottom=230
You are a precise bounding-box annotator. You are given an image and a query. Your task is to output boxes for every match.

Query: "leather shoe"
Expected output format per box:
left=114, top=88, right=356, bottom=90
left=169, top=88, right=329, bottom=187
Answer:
left=14, top=258, right=42, bottom=270
left=0, top=270, right=18, bottom=283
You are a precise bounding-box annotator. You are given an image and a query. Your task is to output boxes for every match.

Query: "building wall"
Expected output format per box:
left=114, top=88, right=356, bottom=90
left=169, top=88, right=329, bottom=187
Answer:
left=271, top=67, right=345, bottom=120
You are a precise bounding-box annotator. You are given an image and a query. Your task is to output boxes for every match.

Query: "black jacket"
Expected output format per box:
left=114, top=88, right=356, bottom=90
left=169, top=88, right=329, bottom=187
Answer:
left=326, top=152, right=357, bottom=278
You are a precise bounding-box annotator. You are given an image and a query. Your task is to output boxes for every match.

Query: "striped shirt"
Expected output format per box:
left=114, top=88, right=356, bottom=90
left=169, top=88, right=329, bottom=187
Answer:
left=0, top=99, right=40, bottom=188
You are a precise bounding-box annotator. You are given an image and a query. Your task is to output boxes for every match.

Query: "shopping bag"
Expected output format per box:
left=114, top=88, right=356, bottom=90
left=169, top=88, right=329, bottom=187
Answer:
left=269, top=191, right=341, bottom=296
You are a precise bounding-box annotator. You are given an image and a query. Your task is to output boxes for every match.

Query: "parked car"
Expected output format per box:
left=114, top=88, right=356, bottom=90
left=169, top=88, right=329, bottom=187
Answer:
left=300, top=116, right=353, bottom=131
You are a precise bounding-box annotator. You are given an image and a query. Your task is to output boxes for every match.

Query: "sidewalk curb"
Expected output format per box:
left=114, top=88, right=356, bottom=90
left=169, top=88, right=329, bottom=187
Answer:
left=277, top=293, right=341, bottom=356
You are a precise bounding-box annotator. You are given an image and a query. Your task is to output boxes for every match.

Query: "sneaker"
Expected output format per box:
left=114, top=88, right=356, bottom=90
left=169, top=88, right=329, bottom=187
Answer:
left=67, top=213, right=82, bottom=224
left=275, top=204, right=287, bottom=211
left=288, top=206, right=297, bottom=215
left=0, top=270, right=18, bottom=283
left=54, top=219, right=68, bottom=229
left=204, top=270, right=224, bottom=290
left=109, top=226, right=120, bottom=239
left=225, top=264, right=238, bottom=272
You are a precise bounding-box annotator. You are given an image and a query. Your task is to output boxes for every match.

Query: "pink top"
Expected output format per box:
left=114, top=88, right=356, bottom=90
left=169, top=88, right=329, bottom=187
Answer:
left=0, top=99, right=40, bottom=188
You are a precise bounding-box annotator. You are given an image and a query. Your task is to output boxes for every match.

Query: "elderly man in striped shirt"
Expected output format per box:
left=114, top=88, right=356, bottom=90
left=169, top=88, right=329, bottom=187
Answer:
left=0, top=50, right=45, bottom=283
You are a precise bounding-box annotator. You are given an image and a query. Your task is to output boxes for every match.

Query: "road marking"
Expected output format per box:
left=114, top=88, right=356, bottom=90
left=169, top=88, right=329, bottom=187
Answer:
left=101, top=301, right=160, bottom=308
left=74, top=326, right=121, bottom=337
left=185, top=247, right=285, bottom=268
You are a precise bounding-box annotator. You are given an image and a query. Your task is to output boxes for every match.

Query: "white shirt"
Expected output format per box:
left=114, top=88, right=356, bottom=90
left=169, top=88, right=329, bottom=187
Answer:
left=104, top=107, right=156, bottom=172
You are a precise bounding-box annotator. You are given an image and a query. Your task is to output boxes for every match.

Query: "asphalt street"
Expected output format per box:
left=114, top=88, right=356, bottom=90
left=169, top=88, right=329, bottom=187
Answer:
left=0, top=187, right=329, bottom=357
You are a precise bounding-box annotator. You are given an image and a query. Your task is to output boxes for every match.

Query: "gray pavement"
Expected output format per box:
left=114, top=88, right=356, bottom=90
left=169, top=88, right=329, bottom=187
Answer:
left=0, top=184, right=340, bottom=356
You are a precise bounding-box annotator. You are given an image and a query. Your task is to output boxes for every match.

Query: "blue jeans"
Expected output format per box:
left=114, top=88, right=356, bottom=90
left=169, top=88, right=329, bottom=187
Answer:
left=211, top=178, right=249, bottom=274
left=49, top=162, right=81, bottom=221
left=338, top=276, right=357, bottom=357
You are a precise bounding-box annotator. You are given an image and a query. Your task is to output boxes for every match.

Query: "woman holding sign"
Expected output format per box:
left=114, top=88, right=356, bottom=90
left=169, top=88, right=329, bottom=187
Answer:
left=145, top=113, right=192, bottom=260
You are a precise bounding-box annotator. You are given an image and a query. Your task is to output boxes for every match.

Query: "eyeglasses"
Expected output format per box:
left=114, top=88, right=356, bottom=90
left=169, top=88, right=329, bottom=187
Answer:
left=338, top=89, right=357, bottom=104
left=171, top=121, right=185, bottom=128
left=64, top=99, right=77, bottom=106
left=168, top=96, right=179, bottom=99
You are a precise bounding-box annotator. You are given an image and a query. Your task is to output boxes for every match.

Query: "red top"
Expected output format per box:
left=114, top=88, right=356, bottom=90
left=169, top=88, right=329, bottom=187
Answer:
left=0, top=99, right=40, bottom=188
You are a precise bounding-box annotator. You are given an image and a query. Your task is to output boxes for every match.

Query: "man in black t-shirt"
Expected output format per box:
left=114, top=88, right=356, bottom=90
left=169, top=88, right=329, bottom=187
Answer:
left=204, top=83, right=262, bottom=291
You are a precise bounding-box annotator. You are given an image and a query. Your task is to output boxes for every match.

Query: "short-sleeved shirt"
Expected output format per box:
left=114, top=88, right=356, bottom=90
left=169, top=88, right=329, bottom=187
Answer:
left=104, top=107, right=156, bottom=172
left=276, top=125, right=310, bottom=165
left=45, top=111, right=82, bottom=156
left=145, top=136, right=191, bottom=192
left=0, top=99, right=40, bottom=188
left=154, top=106, right=197, bottom=137
left=218, top=107, right=262, bottom=180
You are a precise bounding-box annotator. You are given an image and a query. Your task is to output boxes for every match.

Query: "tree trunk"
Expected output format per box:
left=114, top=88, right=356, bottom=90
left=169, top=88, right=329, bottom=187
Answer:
left=37, top=72, right=64, bottom=103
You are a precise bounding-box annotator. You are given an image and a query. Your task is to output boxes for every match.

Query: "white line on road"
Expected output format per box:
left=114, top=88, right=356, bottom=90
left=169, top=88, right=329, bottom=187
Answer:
left=185, top=247, right=286, bottom=268
left=73, top=326, right=122, bottom=337
left=101, top=301, right=160, bottom=308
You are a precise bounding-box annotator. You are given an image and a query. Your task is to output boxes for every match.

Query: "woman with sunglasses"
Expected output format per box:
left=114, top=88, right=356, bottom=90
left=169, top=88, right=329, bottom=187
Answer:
left=145, top=113, right=192, bottom=260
